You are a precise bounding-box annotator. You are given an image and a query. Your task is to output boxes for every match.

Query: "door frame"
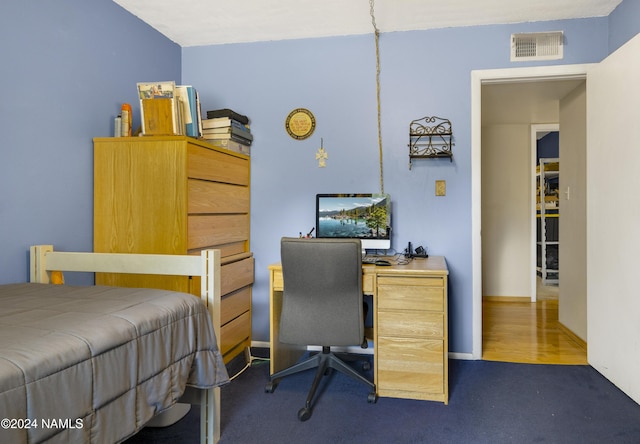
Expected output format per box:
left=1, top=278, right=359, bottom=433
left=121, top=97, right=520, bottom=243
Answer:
left=470, top=64, right=594, bottom=359
left=530, top=123, right=559, bottom=303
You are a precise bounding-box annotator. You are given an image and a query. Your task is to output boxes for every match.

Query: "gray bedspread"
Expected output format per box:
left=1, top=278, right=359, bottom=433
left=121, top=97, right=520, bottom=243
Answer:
left=0, top=283, right=229, bottom=443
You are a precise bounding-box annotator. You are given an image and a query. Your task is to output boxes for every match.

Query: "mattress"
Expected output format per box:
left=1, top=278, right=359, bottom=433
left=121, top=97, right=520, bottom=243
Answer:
left=0, top=283, right=229, bottom=443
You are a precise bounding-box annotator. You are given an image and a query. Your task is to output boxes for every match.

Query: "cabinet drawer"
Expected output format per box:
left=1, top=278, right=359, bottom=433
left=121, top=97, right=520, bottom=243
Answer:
left=377, top=284, right=443, bottom=312
left=377, top=336, right=444, bottom=394
left=271, top=270, right=284, bottom=292
left=221, top=257, right=254, bottom=296
left=377, top=276, right=444, bottom=287
left=188, top=144, right=249, bottom=186
left=221, top=286, right=251, bottom=326
left=188, top=214, right=249, bottom=250
left=378, top=310, right=443, bottom=338
left=271, top=268, right=374, bottom=295
left=362, top=269, right=375, bottom=294
left=220, top=311, right=251, bottom=356
left=188, top=179, right=249, bottom=214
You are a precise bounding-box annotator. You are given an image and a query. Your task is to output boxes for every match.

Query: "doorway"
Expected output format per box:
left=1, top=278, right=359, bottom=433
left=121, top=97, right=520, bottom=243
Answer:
left=470, top=64, right=593, bottom=360
left=532, top=125, right=560, bottom=303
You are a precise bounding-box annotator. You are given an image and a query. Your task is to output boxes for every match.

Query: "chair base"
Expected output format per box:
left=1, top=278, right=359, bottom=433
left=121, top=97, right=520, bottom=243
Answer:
left=265, top=346, right=377, bottom=421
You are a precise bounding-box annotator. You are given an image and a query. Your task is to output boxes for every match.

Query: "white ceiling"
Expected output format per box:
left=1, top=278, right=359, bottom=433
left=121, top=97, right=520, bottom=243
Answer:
left=114, top=0, right=602, bottom=126
left=114, top=0, right=622, bottom=47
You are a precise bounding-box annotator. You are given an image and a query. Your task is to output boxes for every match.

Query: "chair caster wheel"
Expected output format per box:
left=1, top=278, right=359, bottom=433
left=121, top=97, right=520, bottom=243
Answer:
left=367, top=392, right=378, bottom=403
left=298, top=407, right=312, bottom=421
left=265, top=381, right=277, bottom=393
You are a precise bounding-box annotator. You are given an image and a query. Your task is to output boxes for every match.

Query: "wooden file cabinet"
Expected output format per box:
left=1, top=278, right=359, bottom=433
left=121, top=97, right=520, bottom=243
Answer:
left=93, top=136, right=253, bottom=363
left=375, top=271, right=448, bottom=403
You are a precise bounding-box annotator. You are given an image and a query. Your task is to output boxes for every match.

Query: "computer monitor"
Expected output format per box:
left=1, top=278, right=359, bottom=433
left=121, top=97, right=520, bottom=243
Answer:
left=315, top=193, right=391, bottom=252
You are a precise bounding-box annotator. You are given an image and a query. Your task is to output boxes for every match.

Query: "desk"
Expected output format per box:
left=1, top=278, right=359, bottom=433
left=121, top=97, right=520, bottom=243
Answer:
left=268, top=256, right=449, bottom=404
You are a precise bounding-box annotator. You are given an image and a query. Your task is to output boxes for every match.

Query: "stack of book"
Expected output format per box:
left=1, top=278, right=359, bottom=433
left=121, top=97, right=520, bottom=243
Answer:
left=200, top=109, right=252, bottom=155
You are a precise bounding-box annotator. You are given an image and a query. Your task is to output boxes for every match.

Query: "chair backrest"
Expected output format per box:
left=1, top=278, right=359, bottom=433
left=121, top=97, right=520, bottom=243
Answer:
left=279, top=237, right=364, bottom=347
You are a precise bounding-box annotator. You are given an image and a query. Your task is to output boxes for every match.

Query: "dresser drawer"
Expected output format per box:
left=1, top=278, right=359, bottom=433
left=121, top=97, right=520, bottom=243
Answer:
left=221, top=286, right=252, bottom=326
left=377, top=284, right=444, bottom=312
left=220, top=311, right=251, bottom=356
left=187, top=144, right=249, bottom=185
left=188, top=214, right=249, bottom=250
left=188, top=179, right=249, bottom=214
left=221, top=256, right=254, bottom=296
left=378, top=310, right=443, bottom=338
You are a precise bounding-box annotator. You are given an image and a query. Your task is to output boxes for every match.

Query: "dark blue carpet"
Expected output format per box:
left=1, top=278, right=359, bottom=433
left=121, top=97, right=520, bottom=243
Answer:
left=127, top=353, right=640, bottom=444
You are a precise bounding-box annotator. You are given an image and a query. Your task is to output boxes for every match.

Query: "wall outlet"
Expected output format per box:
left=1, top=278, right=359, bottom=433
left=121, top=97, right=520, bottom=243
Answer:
left=435, top=180, right=446, bottom=196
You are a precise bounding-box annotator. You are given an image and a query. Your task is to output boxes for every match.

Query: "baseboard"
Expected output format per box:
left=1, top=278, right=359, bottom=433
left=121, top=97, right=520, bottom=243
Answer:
left=483, top=295, right=532, bottom=303
left=558, top=322, right=587, bottom=351
left=251, top=341, right=474, bottom=361
left=307, top=344, right=374, bottom=355
left=449, top=352, right=474, bottom=360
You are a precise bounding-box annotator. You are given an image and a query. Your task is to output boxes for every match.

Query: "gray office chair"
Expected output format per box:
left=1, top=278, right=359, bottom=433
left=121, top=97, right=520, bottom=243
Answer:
left=265, top=237, right=377, bottom=421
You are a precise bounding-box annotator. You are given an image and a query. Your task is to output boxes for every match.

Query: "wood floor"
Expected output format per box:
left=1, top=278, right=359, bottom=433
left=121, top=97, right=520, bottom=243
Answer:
left=482, top=284, right=587, bottom=365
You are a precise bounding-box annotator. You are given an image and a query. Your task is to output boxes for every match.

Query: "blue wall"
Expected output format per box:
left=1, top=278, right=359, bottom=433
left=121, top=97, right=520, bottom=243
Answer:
left=537, top=132, right=560, bottom=163
left=609, top=0, right=640, bottom=53
left=2, top=0, right=639, bottom=355
left=0, top=0, right=181, bottom=284
left=182, top=17, right=611, bottom=353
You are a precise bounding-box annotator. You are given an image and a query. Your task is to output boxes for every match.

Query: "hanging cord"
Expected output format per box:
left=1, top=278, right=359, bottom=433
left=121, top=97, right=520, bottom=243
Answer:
left=370, top=0, right=384, bottom=195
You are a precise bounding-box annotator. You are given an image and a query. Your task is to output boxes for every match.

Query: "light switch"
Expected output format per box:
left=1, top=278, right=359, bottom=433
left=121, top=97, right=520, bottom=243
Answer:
left=435, top=180, right=446, bottom=196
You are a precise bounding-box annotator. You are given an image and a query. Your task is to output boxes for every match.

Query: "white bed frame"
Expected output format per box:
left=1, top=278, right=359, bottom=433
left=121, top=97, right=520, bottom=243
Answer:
left=29, top=245, right=223, bottom=444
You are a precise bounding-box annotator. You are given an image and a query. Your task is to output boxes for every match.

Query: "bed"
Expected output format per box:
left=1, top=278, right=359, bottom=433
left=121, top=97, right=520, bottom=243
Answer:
left=0, top=245, right=229, bottom=444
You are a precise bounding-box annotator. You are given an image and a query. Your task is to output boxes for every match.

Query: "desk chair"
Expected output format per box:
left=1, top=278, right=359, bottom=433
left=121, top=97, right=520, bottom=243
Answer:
left=265, top=237, right=377, bottom=421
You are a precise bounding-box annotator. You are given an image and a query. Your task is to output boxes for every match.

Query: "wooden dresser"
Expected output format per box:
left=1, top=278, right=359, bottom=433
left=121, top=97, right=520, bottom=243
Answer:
left=93, top=136, right=253, bottom=363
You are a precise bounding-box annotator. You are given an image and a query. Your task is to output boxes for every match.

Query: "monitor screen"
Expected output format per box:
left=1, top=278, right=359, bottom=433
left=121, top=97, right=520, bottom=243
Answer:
left=315, top=193, right=391, bottom=251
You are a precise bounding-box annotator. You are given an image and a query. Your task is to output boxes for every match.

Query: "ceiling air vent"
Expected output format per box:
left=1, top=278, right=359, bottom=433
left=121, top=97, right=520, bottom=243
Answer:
left=511, top=31, right=563, bottom=62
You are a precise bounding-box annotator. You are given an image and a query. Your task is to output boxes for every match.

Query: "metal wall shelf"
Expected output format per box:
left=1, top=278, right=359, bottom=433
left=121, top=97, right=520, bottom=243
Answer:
left=408, top=116, right=453, bottom=169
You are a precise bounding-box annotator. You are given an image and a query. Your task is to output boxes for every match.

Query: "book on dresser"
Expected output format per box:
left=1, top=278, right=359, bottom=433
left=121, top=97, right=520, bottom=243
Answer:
left=176, top=85, right=200, bottom=137
left=202, top=117, right=248, bottom=130
left=202, top=124, right=252, bottom=140
left=203, top=137, right=251, bottom=156
left=206, top=108, right=249, bottom=125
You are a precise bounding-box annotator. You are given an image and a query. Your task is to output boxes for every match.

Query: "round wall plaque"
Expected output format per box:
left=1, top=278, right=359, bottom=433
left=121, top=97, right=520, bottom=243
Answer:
left=285, top=108, right=316, bottom=140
